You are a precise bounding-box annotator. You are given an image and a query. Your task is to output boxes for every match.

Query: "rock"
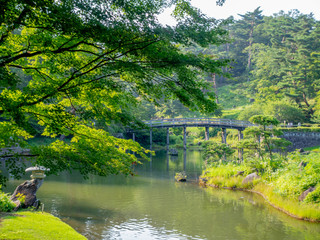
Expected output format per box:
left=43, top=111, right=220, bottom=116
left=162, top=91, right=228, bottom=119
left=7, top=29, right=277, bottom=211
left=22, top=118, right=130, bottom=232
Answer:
left=298, top=161, right=308, bottom=168
left=169, top=148, right=178, bottom=156
left=242, top=172, right=260, bottom=185
left=299, top=187, right=316, bottom=202
left=298, top=148, right=305, bottom=153
left=178, top=178, right=187, bottom=182
left=10, top=179, right=43, bottom=210
left=199, top=177, right=208, bottom=183
left=175, top=172, right=187, bottom=182
left=249, top=98, right=255, bottom=103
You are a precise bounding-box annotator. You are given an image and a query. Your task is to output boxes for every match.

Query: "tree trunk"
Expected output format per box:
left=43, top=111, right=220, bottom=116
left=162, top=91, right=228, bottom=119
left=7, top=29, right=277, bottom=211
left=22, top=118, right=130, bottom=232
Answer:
left=212, top=73, right=219, bottom=104
left=247, top=21, right=254, bottom=76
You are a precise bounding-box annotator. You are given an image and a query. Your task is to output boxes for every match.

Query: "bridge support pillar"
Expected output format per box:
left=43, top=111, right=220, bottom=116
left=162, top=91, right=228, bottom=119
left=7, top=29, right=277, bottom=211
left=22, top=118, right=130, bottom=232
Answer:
left=132, top=133, right=135, bottom=142
left=166, top=128, right=170, bottom=151
left=150, top=129, right=152, bottom=150
left=205, top=126, right=209, bottom=141
left=221, top=128, right=227, bottom=144
left=221, top=128, right=227, bottom=161
left=183, top=149, right=187, bottom=171
left=238, top=130, right=243, bottom=161
left=183, top=126, right=187, bottom=150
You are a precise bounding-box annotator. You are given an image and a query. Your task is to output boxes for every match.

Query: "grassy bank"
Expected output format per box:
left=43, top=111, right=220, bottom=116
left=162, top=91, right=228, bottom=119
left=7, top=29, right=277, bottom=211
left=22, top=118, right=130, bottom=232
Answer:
left=200, top=151, right=320, bottom=222
left=0, top=211, right=86, bottom=240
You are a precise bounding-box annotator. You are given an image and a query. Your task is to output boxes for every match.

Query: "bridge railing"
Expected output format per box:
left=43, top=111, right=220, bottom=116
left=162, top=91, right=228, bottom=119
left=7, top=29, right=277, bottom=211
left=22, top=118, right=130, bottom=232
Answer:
left=143, top=118, right=256, bottom=128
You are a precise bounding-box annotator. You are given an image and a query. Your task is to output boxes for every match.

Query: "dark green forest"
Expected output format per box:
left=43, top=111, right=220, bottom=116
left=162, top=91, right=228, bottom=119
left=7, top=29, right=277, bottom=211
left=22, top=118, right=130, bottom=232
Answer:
left=140, top=8, right=320, bottom=125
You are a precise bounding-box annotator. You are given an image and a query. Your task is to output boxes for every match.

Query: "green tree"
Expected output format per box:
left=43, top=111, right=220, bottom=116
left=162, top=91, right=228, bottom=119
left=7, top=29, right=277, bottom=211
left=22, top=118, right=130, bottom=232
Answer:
left=239, top=115, right=291, bottom=160
left=226, top=7, right=264, bottom=81
left=263, top=100, right=306, bottom=124
left=0, top=0, right=229, bottom=182
left=249, top=12, right=320, bottom=120
left=203, top=141, right=235, bottom=165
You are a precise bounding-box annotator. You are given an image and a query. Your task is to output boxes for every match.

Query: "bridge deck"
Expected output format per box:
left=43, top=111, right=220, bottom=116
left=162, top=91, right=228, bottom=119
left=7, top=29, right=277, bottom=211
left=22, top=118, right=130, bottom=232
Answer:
left=143, top=118, right=256, bottom=130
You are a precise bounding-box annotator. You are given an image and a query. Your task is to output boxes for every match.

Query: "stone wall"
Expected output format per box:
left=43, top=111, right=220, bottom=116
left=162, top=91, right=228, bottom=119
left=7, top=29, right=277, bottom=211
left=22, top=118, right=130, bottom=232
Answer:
left=281, top=132, right=320, bottom=151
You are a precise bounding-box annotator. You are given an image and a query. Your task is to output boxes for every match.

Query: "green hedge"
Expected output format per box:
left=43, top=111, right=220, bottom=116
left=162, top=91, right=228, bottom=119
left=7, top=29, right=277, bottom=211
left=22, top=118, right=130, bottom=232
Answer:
left=280, top=127, right=320, bottom=132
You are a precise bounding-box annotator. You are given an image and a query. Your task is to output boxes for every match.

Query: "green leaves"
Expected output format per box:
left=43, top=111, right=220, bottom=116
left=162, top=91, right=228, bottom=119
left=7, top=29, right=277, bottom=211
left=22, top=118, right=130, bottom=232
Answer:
left=0, top=191, right=16, bottom=212
left=203, top=140, right=235, bottom=165
left=273, top=152, right=320, bottom=201
left=0, top=0, right=229, bottom=181
left=240, top=115, right=291, bottom=160
left=249, top=115, right=280, bottom=127
left=32, top=124, right=150, bottom=177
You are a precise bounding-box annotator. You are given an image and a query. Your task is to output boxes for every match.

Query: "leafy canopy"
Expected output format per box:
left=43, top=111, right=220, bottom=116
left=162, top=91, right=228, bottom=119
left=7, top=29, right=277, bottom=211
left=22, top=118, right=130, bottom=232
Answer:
left=0, top=0, right=229, bottom=182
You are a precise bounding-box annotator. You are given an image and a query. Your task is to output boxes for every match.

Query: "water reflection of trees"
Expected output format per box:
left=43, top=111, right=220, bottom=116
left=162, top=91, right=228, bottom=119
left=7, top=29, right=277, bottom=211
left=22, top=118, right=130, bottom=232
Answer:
left=204, top=188, right=320, bottom=240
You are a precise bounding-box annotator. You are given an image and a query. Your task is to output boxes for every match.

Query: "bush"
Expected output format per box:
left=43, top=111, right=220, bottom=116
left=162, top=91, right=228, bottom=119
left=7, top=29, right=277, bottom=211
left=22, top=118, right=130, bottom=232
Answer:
left=263, top=100, right=306, bottom=124
left=202, top=141, right=235, bottom=164
left=238, top=104, right=263, bottom=121
left=0, top=191, right=15, bottom=212
left=272, top=152, right=320, bottom=199
left=304, top=185, right=320, bottom=203
left=203, top=163, right=251, bottom=178
left=238, top=100, right=306, bottom=124
left=170, top=135, right=183, bottom=145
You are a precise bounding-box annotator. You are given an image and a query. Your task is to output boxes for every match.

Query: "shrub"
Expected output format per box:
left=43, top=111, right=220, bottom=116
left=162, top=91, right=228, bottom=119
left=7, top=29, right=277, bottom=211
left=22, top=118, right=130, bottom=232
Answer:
left=272, top=152, right=320, bottom=199
left=237, top=100, right=306, bottom=124
left=263, top=100, right=306, bottom=124
left=238, top=104, right=263, bottom=121
left=0, top=191, right=15, bottom=212
left=203, top=141, right=235, bottom=164
left=304, top=186, right=320, bottom=204
left=203, top=163, right=251, bottom=178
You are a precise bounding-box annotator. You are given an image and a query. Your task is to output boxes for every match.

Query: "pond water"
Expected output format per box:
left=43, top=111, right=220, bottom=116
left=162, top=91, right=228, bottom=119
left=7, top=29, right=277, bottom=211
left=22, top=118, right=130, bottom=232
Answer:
left=4, top=150, right=320, bottom=240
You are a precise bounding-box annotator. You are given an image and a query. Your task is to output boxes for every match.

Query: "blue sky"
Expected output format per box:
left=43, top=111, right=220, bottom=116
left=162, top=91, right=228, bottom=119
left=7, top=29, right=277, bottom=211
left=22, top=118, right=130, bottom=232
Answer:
left=158, top=0, right=320, bottom=25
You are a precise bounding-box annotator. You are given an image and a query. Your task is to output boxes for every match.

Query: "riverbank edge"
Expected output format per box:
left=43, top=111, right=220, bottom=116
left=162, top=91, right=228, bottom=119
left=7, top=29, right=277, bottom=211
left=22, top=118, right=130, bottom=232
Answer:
left=199, top=180, right=320, bottom=223
left=0, top=211, right=86, bottom=239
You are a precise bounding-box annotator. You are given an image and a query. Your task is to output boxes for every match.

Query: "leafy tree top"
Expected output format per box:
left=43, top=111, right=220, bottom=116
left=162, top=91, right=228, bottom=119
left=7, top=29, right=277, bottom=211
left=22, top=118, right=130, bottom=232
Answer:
left=0, top=0, right=229, bottom=182
left=249, top=115, right=280, bottom=127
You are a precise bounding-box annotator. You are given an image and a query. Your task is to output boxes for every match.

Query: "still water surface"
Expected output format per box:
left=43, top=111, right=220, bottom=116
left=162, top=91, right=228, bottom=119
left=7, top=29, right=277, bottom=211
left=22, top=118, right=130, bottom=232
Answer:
left=4, top=150, right=320, bottom=240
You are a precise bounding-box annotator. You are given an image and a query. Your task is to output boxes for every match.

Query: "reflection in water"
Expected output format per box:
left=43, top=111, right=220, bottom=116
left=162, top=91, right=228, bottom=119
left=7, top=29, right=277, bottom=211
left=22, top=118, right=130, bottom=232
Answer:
left=183, top=149, right=187, bottom=172
left=102, top=218, right=202, bottom=240
left=3, top=150, right=320, bottom=240
left=166, top=152, right=169, bottom=172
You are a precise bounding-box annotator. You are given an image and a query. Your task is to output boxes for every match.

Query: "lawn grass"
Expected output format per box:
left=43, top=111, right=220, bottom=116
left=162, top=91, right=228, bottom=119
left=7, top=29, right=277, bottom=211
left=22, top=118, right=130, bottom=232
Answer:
left=0, top=211, right=86, bottom=240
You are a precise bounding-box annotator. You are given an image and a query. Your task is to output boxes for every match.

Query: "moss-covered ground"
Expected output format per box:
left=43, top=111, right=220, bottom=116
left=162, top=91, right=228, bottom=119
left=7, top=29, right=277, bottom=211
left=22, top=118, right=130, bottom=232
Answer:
left=0, top=211, right=86, bottom=240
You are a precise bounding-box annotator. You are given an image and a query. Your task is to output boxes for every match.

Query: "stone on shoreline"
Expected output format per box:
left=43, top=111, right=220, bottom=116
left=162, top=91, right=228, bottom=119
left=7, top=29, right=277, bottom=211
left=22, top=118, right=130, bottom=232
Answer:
left=299, top=187, right=316, bottom=202
left=242, top=172, right=260, bottom=185
left=169, top=148, right=178, bottom=156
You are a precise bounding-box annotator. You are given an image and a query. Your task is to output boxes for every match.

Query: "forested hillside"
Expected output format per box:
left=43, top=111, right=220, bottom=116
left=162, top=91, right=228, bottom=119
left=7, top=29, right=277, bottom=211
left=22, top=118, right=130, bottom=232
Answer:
left=142, top=8, right=320, bottom=124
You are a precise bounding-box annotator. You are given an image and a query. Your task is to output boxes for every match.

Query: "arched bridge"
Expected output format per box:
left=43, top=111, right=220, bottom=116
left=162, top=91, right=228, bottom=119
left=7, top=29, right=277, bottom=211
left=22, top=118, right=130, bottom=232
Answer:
left=143, top=118, right=255, bottom=131
left=130, top=118, right=257, bottom=160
